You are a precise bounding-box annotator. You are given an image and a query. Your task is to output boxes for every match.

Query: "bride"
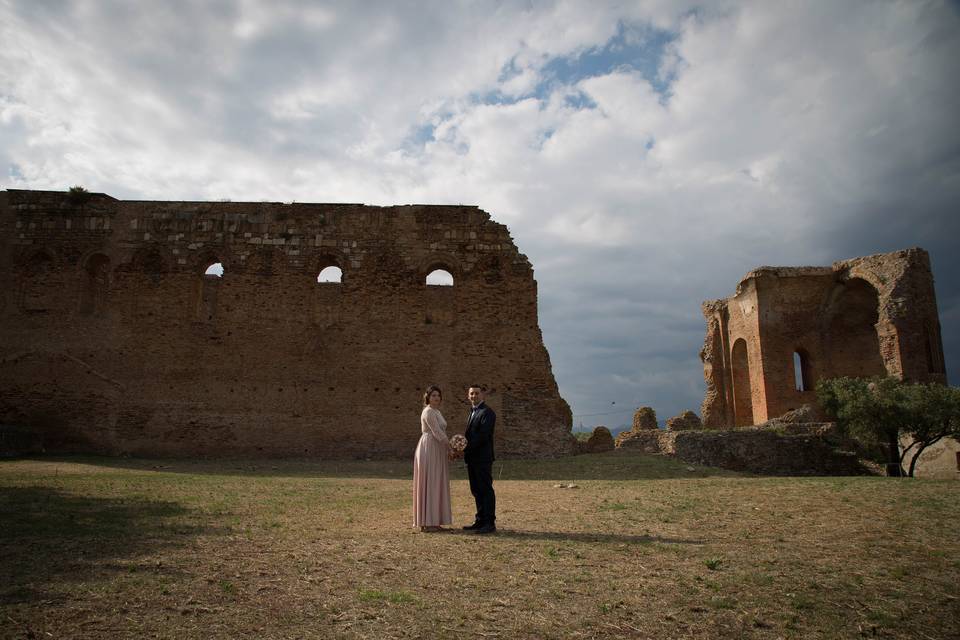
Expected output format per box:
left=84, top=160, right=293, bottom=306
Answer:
left=412, top=385, right=453, bottom=532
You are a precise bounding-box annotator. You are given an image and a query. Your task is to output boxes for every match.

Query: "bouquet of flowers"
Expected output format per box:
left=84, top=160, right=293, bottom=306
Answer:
left=449, top=434, right=467, bottom=458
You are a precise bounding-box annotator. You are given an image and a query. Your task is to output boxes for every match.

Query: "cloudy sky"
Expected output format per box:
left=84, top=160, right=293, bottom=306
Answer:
left=2, top=0, right=958, bottom=429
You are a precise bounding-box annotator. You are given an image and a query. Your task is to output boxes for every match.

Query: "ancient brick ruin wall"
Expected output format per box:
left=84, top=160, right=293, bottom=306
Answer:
left=0, top=189, right=573, bottom=457
left=617, top=428, right=873, bottom=476
left=700, top=248, right=946, bottom=428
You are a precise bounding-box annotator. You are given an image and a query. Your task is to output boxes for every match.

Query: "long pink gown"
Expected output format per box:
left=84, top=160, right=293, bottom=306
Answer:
left=413, top=406, right=452, bottom=527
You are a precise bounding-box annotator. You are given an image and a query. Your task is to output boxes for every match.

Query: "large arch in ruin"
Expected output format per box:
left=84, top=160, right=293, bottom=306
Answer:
left=700, top=249, right=946, bottom=427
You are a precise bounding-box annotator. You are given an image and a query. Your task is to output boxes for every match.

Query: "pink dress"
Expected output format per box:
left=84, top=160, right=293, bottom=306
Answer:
left=413, top=406, right=452, bottom=527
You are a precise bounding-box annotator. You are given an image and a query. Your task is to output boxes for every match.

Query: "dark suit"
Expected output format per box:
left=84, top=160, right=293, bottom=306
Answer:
left=464, top=402, right=496, bottom=526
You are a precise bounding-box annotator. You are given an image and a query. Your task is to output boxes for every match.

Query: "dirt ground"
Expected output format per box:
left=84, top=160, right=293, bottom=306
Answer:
left=2, top=451, right=958, bottom=639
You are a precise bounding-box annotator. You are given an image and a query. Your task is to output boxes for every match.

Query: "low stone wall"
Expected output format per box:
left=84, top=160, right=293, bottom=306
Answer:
left=617, top=425, right=874, bottom=476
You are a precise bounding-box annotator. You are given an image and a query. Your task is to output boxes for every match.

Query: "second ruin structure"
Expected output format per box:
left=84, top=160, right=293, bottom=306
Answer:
left=700, top=248, right=946, bottom=427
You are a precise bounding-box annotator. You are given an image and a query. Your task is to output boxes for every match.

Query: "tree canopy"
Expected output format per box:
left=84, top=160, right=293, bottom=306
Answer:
left=817, top=376, right=960, bottom=477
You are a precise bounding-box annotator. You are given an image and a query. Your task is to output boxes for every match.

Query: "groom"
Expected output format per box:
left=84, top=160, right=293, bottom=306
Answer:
left=463, top=385, right=496, bottom=535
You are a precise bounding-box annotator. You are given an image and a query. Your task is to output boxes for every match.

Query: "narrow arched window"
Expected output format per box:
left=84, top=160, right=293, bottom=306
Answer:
left=317, top=266, right=343, bottom=283
left=426, top=269, right=453, bottom=286
left=793, top=350, right=813, bottom=392
left=199, top=261, right=223, bottom=322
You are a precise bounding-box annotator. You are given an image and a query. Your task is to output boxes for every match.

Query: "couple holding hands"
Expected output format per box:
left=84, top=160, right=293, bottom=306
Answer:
left=412, top=384, right=497, bottom=534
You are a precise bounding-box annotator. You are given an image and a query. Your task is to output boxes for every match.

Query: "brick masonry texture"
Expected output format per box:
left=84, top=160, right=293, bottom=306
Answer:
left=616, top=427, right=874, bottom=476
left=700, top=248, right=947, bottom=428
left=0, top=189, right=573, bottom=458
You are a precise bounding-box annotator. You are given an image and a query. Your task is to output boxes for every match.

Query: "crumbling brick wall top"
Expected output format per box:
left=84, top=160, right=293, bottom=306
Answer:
left=0, top=189, right=573, bottom=458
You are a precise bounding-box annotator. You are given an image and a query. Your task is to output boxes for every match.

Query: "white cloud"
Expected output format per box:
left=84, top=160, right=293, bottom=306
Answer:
left=1, top=0, right=958, bottom=421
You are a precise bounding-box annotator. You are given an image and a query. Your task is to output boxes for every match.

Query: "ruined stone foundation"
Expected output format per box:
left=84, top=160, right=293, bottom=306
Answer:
left=700, top=248, right=946, bottom=428
left=0, top=189, right=573, bottom=458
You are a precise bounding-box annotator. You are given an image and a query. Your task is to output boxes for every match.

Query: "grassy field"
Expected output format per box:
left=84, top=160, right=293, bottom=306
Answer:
left=1, top=451, right=958, bottom=639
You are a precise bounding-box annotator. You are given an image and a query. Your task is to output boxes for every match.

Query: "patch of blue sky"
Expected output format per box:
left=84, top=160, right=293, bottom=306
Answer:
left=407, top=122, right=437, bottom=147
left=401, top=21, right=677, bottom=153
left=461, top=20, right=678, bottom=115
left=452, top=21, right=679, bottom=114
left=401, top=119, right=470, bottom=156
left=563, top=92, right=596, bottom=110
left=538, top=21, right=679, bottom=99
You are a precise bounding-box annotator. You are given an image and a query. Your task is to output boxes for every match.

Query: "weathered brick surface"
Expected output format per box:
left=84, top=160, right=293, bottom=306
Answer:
left=577, top=425, right=614, bottom=453
left=659, top=429, right=873, bottom=476
left=665, top=410, right=702, bottom=431
left=0, top=189, right=573, bottom=458
left=615, top=406, right=660, bottom=448
left=700, top=249, right=946, bottom=427
left=632, top=406, right=658, bottom=430
left=617, top=426, right=874, bottom=476
left=614, top=430, right=661, bottom=453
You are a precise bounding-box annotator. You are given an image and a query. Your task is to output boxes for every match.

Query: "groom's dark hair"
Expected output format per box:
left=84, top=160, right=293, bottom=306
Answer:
left=468, top=384, right=486, bottom=392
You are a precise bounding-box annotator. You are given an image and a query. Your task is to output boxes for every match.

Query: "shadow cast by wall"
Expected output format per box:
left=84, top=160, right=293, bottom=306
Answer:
left=0, top=486, right=221, bottom=606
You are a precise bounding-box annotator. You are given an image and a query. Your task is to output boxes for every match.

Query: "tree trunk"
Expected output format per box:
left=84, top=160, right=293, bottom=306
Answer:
left=886, top=432, right=903, bottom=477
left=907, top=435, right=945, bottom=478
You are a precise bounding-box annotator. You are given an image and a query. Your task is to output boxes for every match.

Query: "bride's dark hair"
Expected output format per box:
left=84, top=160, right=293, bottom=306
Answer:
left=422, top=385, right=442, bottom=406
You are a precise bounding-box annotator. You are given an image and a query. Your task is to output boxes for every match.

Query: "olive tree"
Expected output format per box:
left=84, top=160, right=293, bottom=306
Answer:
left=817, top=376, right=960, bottom=477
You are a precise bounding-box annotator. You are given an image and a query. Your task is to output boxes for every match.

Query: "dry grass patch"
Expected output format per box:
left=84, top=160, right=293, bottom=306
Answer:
left=1, top=452, right=958, bottom=639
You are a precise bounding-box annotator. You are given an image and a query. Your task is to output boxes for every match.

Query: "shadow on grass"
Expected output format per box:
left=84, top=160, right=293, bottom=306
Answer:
left=11, top=451, right=744, bottom=481
left=451, top=529, right=705, bottom=545
left=0, top=486, right=222, bottom=606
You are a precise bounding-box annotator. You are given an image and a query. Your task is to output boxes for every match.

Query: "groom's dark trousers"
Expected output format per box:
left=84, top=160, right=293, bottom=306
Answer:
left=467, top=462, right=495, bottom=526
left=465, top=402, right=497, bottom=526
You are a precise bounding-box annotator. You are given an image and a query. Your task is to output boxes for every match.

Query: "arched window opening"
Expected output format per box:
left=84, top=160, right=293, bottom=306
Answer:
left=731, top=338, right=754, bottom=427
left=317, top=266, right=343, bottom=283
left=426, top=269, right=454, bottom=286
left=793, top=350, right=813, bottom=392
left=199, top=261, right=223, bottom=322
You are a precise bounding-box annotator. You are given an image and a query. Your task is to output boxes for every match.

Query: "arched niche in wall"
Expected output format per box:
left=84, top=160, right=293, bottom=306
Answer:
left=823, top=278, right=885, bottom=378
left=731, top=338, right=754, bottom=427
left=79, top=252, right=111, bottom=316
left=197, top=254, right=226, bottom=323
left=420, top=255, right=459, bottom=327
left=314, top=253, right=346, bottom=327
left=425, top=269, right=453, bottom=286
left=318, top=266, right=343, bottom=283
left=18, top=248, right=59, bottom=312
left=315, top=253, right=346, bottom=284
left=418, top=254, right=461, bottom=286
